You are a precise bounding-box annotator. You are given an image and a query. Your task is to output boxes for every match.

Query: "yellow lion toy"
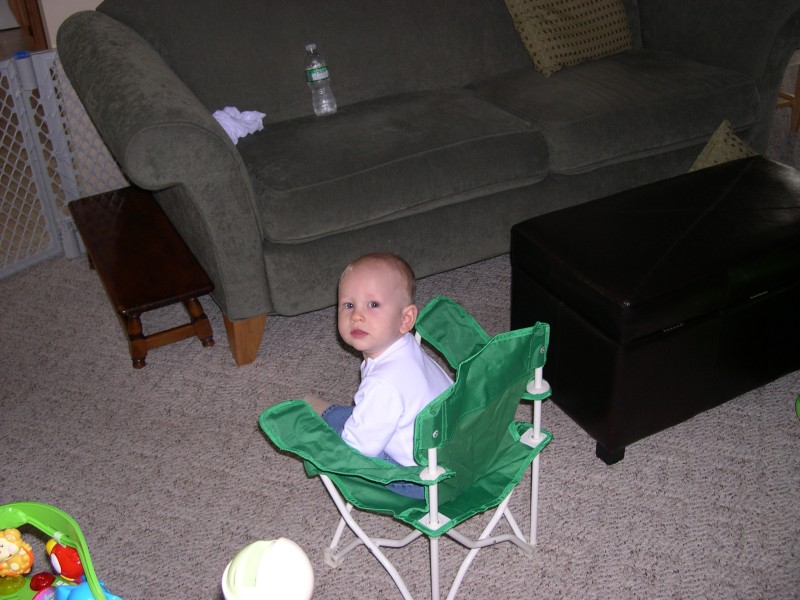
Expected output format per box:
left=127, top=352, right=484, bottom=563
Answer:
left=0, top=528, right=34, bottom=577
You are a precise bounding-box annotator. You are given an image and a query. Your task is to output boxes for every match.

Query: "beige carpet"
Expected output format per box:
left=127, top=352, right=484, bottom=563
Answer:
left=2, top=247, right=799, bottom=600
left=2, top=64, right=800, bottom=600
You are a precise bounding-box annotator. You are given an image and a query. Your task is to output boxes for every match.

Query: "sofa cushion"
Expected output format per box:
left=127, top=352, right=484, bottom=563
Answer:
left=504, top=0, right=632, bottom=76
left=470, top=49, right=759, bottom=174
left=97, top=0, right=533, bottom=123
left=238, top=90, right=548, bottom=243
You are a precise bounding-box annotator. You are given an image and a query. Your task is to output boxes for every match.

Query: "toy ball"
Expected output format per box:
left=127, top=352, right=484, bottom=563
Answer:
left=46, top=540, right=83, bottom=581
left=221, top=538, right=314, bottom=600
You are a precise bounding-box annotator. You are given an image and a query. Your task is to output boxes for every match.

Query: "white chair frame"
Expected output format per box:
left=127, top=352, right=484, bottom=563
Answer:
left=320, top=367, right=550, bottom=600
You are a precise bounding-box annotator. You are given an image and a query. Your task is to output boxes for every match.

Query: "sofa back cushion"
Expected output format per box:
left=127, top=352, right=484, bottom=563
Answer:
left=503, top=0, right=633, bottom=76
left=97, top=0, right=533, bottom=122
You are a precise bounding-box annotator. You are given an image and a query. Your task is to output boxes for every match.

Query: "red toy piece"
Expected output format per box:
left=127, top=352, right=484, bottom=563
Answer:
left=30, top=571, right=56, bottom=590
left=45, top=540, right=83, bottom=581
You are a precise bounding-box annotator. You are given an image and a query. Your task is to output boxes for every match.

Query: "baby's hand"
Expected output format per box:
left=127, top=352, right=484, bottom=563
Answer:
left=304, top=394, right=331, bottom=415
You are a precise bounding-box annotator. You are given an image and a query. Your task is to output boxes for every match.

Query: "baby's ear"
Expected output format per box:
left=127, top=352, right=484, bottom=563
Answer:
left=400, top=304, right=418, bottom=334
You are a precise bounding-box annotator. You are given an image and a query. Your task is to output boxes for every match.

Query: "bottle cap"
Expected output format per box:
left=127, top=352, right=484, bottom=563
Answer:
left=305, top=43, right=316, bottom=51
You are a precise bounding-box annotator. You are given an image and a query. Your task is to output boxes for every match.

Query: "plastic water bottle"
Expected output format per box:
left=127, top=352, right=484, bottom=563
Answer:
left=304, top=43, right=337, bottom=116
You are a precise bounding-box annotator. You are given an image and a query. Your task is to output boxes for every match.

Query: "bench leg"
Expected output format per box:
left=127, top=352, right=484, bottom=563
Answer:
left=223, top=314, right=268, bottom=366
left=184, top=298, right=215, bottom=348
left=126, top=313, right=148, bottom=369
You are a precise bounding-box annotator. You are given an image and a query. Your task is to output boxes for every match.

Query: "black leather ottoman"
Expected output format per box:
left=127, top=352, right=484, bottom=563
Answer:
left=511, top=156, right=800, bottom=464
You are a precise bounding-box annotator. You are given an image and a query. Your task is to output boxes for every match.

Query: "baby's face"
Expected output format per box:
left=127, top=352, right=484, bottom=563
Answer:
left=337, top=262, right=413, bottom=360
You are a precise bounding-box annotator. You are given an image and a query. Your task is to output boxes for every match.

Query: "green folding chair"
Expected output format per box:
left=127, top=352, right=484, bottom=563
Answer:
left=259, top=296, right=552, bottom=600
left=0, top=502, right=108, bottom=600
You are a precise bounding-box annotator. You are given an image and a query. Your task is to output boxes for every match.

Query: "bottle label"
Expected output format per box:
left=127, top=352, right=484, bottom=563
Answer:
left=305, top=66, right=330, bottom=83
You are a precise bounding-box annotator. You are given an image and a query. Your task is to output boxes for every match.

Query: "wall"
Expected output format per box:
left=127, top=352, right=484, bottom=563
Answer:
left=0, top=1, right=19, bottom=30
left=39, top=0, right=100, bottom=47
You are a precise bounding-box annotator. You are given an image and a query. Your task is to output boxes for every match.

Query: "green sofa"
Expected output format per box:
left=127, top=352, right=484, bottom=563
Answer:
left=56, top=0, right=800, bottom=364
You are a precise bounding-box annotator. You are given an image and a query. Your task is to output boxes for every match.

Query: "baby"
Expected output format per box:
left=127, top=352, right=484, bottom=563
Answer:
left=306, top=253, right=453, bottom=497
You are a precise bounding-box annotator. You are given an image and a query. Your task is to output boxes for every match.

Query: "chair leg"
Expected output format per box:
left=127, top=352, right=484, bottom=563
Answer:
left=320, top=476, right=416, bottom=600
left=526, top=395, right=546, bottom=545
left=324, top=512, right=350, bottom=568
left=776, top=63, right=800, bottom=132
left=430, top=537, right=440, bottom=600
left=444, top=492, right=527, bottom=600
left=530, top=453, right=541, bottom=545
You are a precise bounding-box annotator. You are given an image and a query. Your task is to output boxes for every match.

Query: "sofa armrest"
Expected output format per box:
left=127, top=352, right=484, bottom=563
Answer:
left=638, top=0, right=800, bottom=150
left=57, top=11, right=270, bottom=319
left=638, top=0, right=799, bottom=80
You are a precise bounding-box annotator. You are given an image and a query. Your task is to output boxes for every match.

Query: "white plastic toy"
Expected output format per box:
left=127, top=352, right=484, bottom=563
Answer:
left=221, top=538, right=313, bottom=600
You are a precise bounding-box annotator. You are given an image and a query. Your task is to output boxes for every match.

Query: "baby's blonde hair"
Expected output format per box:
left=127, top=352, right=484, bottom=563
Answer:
left=341, top=253, right=416, bottom=304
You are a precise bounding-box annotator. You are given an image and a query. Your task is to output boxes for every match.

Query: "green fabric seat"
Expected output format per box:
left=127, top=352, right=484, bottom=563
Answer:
left=259, top=296, right=552, bottom=599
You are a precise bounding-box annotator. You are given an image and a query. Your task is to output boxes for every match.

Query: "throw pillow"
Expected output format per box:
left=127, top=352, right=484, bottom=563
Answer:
left=689, top=120, right=759, bottom=172
left=504, top=0, right=632, bottom=77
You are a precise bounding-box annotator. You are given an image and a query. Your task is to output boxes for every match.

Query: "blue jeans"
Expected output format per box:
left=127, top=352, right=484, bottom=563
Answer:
left=320, top=405, right=425, bottom=500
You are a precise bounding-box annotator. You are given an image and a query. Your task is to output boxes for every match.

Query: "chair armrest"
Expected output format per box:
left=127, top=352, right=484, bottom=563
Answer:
left=259, top=401, right=453, bottom=486
left=57, top=11, right=269, bottom=319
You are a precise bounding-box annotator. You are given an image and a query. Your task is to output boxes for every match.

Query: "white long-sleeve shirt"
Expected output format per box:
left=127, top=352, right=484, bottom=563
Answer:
left=341, top=333, right=453, bottom=466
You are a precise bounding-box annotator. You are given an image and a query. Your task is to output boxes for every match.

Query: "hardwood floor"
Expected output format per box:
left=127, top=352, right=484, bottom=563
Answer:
left=0, top=26, right=33, bottom=60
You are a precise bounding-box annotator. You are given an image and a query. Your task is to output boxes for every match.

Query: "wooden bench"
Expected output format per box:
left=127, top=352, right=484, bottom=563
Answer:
left=69, top=187, right=215, bottom=368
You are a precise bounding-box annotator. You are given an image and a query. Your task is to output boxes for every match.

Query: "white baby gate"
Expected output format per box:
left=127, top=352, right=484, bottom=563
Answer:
left=0, top=49, right=127, bottom=279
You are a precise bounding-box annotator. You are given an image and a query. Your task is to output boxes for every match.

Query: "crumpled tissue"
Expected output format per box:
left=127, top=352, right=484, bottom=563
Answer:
left=212, top=107, right=266, bottom=144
